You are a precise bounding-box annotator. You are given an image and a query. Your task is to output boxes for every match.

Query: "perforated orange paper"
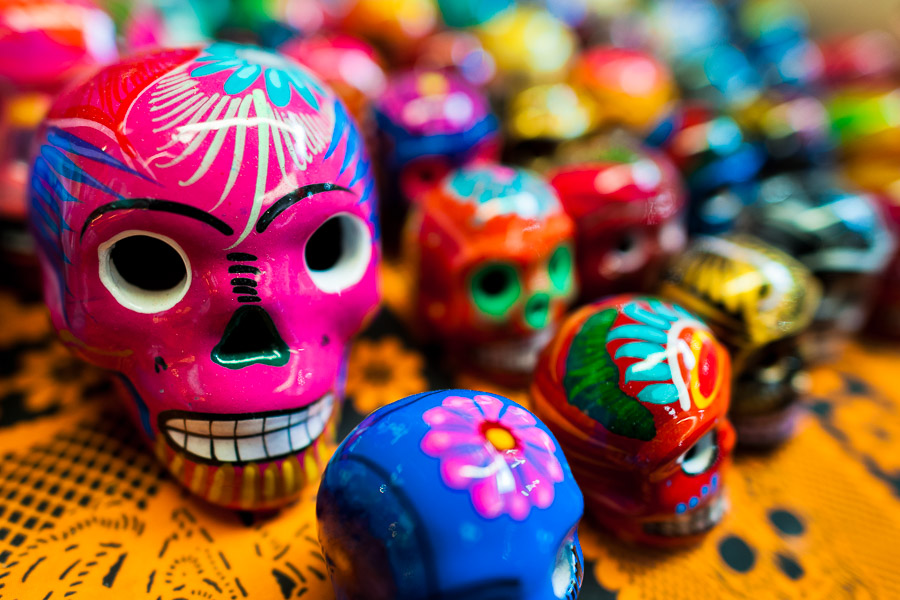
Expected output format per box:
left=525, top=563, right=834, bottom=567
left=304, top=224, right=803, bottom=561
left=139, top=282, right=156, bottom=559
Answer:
left=1, top=278, right=899, bottom=598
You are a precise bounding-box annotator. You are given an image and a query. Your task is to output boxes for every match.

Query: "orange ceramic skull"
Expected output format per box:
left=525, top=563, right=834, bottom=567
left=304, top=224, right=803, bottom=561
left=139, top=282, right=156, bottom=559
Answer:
left=408, top=164, right=576, bottom=381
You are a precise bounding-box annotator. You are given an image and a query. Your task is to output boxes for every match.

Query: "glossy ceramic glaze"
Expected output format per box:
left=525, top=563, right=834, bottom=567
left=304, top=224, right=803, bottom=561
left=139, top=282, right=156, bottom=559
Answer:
left=661, top=234, right=820, bottom=447
left=673, top=44, right=762, bottom=111
left=317, top=389, right=585, bottom=600
left=475, top=5, right=576, bottom=90
left=646, top=101, right=765, bottom=235
left=506, top=83, right=598, bottom=144
left=27, top=44, right=380, bottom=509
left=733, top=91, right=833, bottom=168
left=339, top=0, right=437, bottom=60
left=531, top=294, right=734, bottom=546
left=736, top=0, right=823, bottom=89
left=414, top=30, right=497, bottom=87
left=739, top=173, right=895, bottom=359
left=819, top=31, right=900, bottom=86
left=866, top=195, right=900, bottom=339
left=375, top=69, right=500, bottom=203
left=436, top=0, right=513, bottom=28
left=546, top=134, right=687, bottom=302
left=407, top=164, right=575, bottom=381
left=279, top=33, right=386, bottom=123
left=0, top=0, right=117, bottom=221
left=828, top=85, right=900, bottom=158
left=570, top=46, right=677, bottom=133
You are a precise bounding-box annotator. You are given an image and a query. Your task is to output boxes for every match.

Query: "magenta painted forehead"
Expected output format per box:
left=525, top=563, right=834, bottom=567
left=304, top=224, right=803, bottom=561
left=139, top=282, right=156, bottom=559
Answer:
left=37, top=44, right=376, bottom=290
left=376, top=69, right=492, bottom=136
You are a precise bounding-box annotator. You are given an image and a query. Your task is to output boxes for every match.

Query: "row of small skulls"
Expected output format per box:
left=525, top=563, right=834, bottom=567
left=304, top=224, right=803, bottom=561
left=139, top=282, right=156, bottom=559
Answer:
left=402, top=156, right=825, bottom=445
left=22, top=37, right=842, bottom=600
left=312, top=234, right=824, bottom=597
left=373, top=66, right=897, bottom=373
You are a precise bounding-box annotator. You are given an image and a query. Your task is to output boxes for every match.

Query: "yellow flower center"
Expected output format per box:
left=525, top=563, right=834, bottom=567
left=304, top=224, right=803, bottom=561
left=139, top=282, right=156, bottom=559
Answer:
left=484, top=425, right=516, bottom=451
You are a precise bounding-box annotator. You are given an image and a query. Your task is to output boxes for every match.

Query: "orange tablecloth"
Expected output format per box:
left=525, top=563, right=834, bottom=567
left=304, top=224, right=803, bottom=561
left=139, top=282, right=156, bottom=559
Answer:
left=1, top=276, right=899, bottom=598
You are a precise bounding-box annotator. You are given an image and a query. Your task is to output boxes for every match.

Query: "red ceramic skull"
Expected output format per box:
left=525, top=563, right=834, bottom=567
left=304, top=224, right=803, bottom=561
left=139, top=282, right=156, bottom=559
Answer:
left=546, top=135, right=687, bottom=302
left=407, top=164, right=576, bottom=381
left=28, top=44, right=379, bottom=510
left=532, top=295, right=734, bottom=546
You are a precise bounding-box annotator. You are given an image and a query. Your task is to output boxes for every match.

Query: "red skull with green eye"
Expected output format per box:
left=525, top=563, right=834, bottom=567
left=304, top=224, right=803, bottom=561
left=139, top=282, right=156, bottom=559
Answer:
left=408, top=164, right=577, bottom=381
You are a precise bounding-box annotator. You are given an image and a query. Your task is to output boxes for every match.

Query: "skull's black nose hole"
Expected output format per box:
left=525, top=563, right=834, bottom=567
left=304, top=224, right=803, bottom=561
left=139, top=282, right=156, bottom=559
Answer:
left=211, top=306, right=290, bottom=370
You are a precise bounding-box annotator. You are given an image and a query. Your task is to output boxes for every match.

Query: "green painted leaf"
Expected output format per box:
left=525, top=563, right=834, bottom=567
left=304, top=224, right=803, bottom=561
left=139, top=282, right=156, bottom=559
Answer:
left=563, top=309, right=657, bottom=441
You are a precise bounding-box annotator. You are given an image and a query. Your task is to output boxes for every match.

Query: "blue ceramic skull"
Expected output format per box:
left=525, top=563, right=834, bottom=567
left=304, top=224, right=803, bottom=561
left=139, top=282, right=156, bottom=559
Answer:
left=316, top=389, right=585, bottom=600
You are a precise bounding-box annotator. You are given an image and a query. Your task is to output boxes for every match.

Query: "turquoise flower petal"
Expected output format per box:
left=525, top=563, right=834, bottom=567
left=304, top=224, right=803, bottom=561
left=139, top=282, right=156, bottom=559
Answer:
left=623, top=302, right=672, bottom=329
left=190, top=59, right=243, bottom=77
left=615, top=342, right=665, bottom=360
left=638, top=383, right=680, bottom=404
left=264, top=68, right=291, bottom=107
left=286, top=72, right=320, bottom=110
left=224, top=64, right=262, bottom=95
left=203, top=42, right=240, bottom=57
left=625, top=362, right=672, bottom=383
left=607, top=324, right=668, bottom=344
left=647, top=298, right=679, bottom=320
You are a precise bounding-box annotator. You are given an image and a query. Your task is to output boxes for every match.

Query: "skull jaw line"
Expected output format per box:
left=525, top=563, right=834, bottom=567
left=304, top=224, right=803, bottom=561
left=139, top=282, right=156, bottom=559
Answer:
left=158, top=392, right=335, bottom=466
left=640, top=493, right=728, bottom=539
left=472, top=327, right=557, bottom=375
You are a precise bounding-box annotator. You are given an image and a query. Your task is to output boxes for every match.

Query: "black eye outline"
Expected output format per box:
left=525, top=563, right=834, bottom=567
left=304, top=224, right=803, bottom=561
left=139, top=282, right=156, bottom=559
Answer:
left=98, top=230, right=191, bottom=314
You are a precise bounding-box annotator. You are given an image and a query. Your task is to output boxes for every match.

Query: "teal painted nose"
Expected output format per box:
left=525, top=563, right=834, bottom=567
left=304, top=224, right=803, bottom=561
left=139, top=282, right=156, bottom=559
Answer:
left=211, top=306, right=290, bottom=369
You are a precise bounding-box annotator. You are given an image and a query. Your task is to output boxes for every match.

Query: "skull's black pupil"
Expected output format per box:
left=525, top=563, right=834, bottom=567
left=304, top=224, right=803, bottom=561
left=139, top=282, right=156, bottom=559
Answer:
left=617, top=234, right=634, bottom=253
left=111, top=235, right=185, bottom=291
left=306, top=217, right=343, bottom=271
left=480, top=268, right=510, bottom=296
left=684, top=444, right=698, bottom=462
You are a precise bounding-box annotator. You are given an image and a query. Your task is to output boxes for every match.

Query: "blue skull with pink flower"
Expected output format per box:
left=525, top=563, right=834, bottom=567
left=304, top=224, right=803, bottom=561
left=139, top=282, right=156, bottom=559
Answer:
left=316, top=389, right=585, bottom=600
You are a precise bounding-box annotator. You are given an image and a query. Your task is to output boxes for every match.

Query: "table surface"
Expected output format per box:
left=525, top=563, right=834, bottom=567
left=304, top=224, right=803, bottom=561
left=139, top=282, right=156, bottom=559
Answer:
left=1, top=265, right=900, bottom=599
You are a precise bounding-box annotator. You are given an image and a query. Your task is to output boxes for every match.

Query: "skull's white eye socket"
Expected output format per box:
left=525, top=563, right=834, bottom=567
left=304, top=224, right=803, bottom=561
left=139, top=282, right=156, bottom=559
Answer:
left=305, top=213, right=372, bottom=294
left=680, top=430, right=718, bottom=476
left=551, top=537, right=581, bottom=598
left=99, top=231, right=191, bottom=314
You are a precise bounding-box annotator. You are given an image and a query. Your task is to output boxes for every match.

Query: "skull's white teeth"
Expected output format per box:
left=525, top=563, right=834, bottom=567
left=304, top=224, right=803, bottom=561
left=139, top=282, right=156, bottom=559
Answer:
left=164, top=394, right=334, bottom=463
left=642, top=494, right=728, bottom=538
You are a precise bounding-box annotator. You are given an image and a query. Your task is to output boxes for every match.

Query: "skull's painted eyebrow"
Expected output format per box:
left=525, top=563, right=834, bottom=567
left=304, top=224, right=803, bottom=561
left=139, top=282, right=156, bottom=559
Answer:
left=80, top=198, right=234, bottom=240
left=255, top=183, right=354, bottom=233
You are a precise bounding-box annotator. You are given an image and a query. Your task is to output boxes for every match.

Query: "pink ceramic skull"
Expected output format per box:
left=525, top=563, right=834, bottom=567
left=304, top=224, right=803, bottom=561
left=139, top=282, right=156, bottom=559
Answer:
left=28, top=44, right=380, bottom=510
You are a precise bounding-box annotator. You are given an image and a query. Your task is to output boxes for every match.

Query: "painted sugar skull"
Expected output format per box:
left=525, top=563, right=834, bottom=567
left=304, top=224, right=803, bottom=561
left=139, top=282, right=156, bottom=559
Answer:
left=409, top=165, right=576, bottom=380
left=661, top=234, right=820, bottom=447
left=28, top=44, right=379, bottom=509
left=531, top=295, right=734, bottom=546
left=739, top=173, right=895, bottom=360
left=546, top=135, right=687, bottom=302
left=317, top=389, right=585, bottom=600
left=374, top=69, right=500, bottom=204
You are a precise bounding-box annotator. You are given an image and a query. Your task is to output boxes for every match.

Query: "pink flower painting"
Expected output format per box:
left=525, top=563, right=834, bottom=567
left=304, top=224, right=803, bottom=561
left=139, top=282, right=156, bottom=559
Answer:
left=421, top=394, right=564, bottom=520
